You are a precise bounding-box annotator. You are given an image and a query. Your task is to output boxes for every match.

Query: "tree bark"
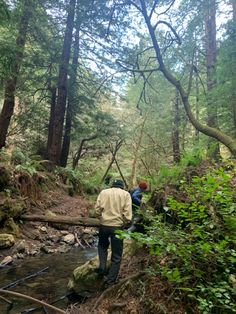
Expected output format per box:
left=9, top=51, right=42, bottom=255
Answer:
left=114, top=157, right=128, bottom=189
left=0, top=0, right=33, bottom=149
left=204, top=0, right=220, bottom=159
left=48, top=0, right=76, bottom=164
left=60, top=6, right=81, bottom=167
left=46, top=86, right=57, bottom=158
left=172, top=90, right=181, bottom=163
left=231, top=0, right=236, bottom=135
left=72, top=135, right=97, bottom=168
left=138, top=0, right=236, bottom=157
left=195, top=54, right=200, bottom=141
left=101, top=140, right=123, bottom=183
left=21, top=215, right=100, bottom=227
left=130, top=114, right=147, bottom=186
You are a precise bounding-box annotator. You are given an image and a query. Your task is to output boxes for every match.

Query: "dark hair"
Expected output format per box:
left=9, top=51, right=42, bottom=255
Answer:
left=112, top=179, right=124, bottom=189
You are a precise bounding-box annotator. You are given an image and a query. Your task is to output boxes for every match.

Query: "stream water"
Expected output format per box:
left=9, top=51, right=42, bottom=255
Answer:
left=0, top=247, right=97, bottom=314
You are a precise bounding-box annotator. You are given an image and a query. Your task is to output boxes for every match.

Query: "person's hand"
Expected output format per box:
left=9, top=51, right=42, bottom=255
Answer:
left=123, top=221, right=132, bottom=229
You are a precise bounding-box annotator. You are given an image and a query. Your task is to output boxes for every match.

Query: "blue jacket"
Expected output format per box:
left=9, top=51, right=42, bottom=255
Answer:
left=131, top=187, right=142, bottom=206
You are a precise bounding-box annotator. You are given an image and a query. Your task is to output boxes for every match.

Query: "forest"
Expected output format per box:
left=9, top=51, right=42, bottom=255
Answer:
left=0, top=0, right=236, bottom=313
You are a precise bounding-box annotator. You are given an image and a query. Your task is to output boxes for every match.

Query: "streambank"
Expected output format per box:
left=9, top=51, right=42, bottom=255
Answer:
left=0, top=247, right=97, bottom=313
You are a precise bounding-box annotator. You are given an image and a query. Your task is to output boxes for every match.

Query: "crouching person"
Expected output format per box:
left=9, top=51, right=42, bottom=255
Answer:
left=94, top=179, right=132, bottom=287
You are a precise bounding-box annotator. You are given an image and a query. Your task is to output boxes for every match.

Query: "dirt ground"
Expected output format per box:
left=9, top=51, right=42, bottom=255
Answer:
left=0, top=188, right=96, bottom=263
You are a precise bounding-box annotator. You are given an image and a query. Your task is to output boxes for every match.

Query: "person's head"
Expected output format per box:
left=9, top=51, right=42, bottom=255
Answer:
left=138, top=181, right=148, bottom=191
left=111, top=179, right=124, bottom=189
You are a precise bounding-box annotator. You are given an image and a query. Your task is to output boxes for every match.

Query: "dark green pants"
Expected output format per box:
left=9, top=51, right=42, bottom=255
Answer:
left=98, top=225, right=123, bottom=284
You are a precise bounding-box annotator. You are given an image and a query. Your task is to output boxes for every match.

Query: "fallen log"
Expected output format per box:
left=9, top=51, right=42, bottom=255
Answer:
left=20, top=215, right=100, bottom=227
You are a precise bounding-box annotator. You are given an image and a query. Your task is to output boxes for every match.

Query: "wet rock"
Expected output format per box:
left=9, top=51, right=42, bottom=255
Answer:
left=47, top=235, right=60, bottom=243
left=40, top=245, right=56, bottom=254
left=11, top=239, right=27, bottom=254
left=0, top=255, right=13, bottom=266
left=16, top=253, right=25, bottom=259
left=82, top=233, right=95, bottom=245
left=62, top=233, right=75, bottom=245
left=60, top=230, right=69, bottom=235
left=0, top=234, right=15, bottom=248
left=67, top=240, right=137, bottom=296
left=29, top=250, right=38, bottom=256
left=82, top=227, right=97, bottom=235
left=58, top=245, right=70, bottom=253
left=67, top=254, right=102, bottom=296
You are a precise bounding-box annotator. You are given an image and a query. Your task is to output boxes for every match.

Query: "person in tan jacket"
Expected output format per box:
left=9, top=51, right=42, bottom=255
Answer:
left=94, top=179, right=132, bottom=286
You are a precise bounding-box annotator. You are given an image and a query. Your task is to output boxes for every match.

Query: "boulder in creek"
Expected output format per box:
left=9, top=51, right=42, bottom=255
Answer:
left=11, top=239, right=28, bottom=254
left=0, top=234, right=15, bottom=248
left=0, top=255, right=13, bottom=266
left=67, top=239, right=137, bottom=297
left=62, top=233, right=75, bottom=245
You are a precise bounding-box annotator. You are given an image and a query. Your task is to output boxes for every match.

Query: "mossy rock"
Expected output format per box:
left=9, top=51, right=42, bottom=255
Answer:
left=0, top=233, right=15, bottom=248
left=0, top=195, right=26, bottom=223
left=4, top=218, right=21, bottom=236
left=67, top=254, right=103, bottom=296
left=68, top=240, right=137, bottom=296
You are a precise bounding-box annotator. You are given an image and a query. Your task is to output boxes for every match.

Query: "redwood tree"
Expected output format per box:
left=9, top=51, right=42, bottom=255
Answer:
left=204, top=0, right=220, bottom=159
left=0, top=0, right=34, bottom=149
left=47, top=0, right=76, bottom=164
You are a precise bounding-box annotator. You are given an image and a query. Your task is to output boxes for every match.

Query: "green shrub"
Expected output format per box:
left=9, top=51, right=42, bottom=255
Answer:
left=120, top=163, right=236, bottom=313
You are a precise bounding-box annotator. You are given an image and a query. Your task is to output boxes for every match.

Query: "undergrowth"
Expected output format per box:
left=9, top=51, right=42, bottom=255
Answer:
left=119, top=160, right=236, bottom=314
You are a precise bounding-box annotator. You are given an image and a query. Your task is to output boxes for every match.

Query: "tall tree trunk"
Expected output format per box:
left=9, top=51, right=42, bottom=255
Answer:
left=46, top=86, right=57, bottom=158
left=231, top=0, right=236, bottom=134
left=130, top=114, right=147, bottom=186
left=195, top=77, right=200, bottom=141
left=47, top=0, right=76, bottom=164
left=138, top=0, right=236, bottom=157
left=0, top=0, right=33, bottom=149
left=172, top=90, right=181, bottom=163
left=60, top=12, right=81, bottom=167
left=205, top=0, right=220, bottom=159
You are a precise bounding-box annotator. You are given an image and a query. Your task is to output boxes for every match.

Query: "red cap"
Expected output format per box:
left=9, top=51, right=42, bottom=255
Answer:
left=139, top=182, right=148, bottom=190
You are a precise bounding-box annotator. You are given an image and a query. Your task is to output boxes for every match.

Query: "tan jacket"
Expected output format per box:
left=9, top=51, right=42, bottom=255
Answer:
left=95, top=187, right=132, bottom=227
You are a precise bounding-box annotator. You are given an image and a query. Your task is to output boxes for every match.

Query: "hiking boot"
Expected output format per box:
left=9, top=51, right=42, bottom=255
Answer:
left=101, top=278, right=119, bottom=290
left=94, top=268, right=106, bottom=279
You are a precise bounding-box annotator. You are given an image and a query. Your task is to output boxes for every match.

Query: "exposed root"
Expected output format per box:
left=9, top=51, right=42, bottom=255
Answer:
left=91, top=271, right=146, bottom=312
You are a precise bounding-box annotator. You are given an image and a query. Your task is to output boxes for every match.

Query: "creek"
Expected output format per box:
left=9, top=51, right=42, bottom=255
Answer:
left=0, top=247, right=97, bottom=314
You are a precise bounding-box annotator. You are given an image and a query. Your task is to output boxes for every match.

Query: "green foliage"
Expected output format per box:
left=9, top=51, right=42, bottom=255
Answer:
left=11, top=148, right=47, bottom=175
left=11, top=147, right=28, bottom=165
left=0, top=148, right=10, bottom=164
left=15, top=163, right=37, bottom=176
left=55, top=166, right=83, bottom=195
left=121, top=163, right=236, bottom=313
left=157, top=149, right=204, bottom=185
left=55, top=166, right=82, bottom=184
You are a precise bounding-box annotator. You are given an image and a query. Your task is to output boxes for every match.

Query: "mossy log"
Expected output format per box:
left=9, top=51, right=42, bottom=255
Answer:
left=20, top=214, right=100, bottom=227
